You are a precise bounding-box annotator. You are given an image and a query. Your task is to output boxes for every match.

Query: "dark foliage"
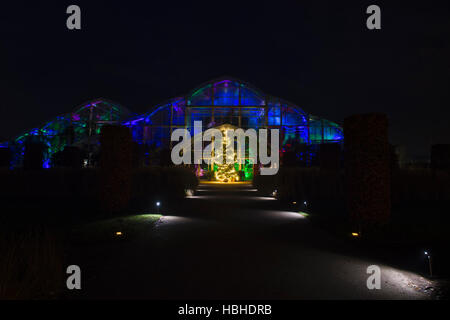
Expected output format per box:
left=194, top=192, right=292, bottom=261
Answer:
left=52, top=146, right=82, bottom=169
left=431, top=144, right=450, bottom=171
left=23, top=141, right=46, bottom=170
left=319, top=143, right=341, bottom=172
left=0, top=147, right=12, bottom=168
left=0, top=166, right=198, bottom=219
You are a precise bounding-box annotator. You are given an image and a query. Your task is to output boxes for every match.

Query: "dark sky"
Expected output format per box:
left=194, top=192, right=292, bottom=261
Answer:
left=1, top=1, right=449, bottom=159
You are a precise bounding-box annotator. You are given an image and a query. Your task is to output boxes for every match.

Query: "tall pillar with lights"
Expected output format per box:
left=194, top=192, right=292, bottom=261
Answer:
left=344, top=113, right=390, bottom=229
left=99, top=125, right=133, bottom=212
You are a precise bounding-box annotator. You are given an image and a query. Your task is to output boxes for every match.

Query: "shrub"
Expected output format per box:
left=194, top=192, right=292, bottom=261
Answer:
left=253, top=166, right=450, bottom=220
left=0, top=147, right=12, bottom=168
left=131, top=166, right=198, bottom=202
left=52, top=146, right=82, bottom=169
left=319, top=143, right=341, bottom=172
left=23, top=141, right=46, bottom=170
left=392, top=168, right=450, bottom=204
left=253, top=167, right=343, bottom=205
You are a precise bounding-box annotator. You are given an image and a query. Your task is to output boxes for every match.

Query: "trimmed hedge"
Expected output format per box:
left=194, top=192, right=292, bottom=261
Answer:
left=0, top=166, right=198, bottom=216
left=132, top=166, right=199, bottom=201
left=253, top=167, right=343, bottom=205
left=253, top=167, right=450, bottom=210
left=392, top=169, right=450, bottom=203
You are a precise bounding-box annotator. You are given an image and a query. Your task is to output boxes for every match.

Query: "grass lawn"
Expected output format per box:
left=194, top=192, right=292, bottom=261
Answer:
left=70, top=214, right=162, bottom=244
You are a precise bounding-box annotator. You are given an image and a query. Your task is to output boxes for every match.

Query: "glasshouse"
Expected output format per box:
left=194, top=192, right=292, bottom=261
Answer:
left=1, top=77, right=343, bottom=179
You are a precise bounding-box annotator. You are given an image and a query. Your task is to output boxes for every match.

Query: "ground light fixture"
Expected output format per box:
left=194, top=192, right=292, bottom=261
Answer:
left=156, top=201, right=161, bottom=214
left=424, top=251, right=433, bottom=277
left=115, top=231, right=123, bottom=236
left=351, top=232, right=360, bottom=237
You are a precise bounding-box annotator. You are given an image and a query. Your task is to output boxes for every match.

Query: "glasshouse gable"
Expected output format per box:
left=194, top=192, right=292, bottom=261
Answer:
left=1, top=77, right=343, bottom=177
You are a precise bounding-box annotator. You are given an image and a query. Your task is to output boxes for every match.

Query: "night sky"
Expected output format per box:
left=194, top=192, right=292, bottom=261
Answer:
left=1, top=1, right=449, bottom=159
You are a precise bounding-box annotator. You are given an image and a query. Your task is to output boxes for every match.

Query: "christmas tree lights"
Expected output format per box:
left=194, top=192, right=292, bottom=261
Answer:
left=214, top=129, right=239, bottom=182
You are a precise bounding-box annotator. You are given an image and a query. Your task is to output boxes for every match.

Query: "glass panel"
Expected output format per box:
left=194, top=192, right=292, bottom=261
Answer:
left=147, top=127, right=170, bottom=148
left=240, top=108, right=265, bottom=128
left=188, top=107, right=214, bottom=128
left=282, top=126, right=309, bottom=145
left=240, top=86, right=264, bottom=106
left=131, top=125, right=144, bottom=143
left=268, top=101, right=281, bottom=125
left=146, top=105, right=171, bottom=125
left=309, top=119, right=323, bottom=143
left=213, top=80, right=239, bottom=106
left=282, top=104, right=307, bottom=126
left=190, top=85, right=212, bottom=106
left=171, top=100, right=186, bottom=126
left=213, top=107, right=239, bottom=126
left=323, top=125, right=344, bottom=142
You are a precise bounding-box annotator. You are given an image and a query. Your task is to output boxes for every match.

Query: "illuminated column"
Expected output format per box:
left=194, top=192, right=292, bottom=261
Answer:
left=344, top=113, right=390, bottom=228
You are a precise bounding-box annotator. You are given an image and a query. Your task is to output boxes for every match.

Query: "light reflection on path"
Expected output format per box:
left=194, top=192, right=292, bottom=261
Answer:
left=145, top=183, right=433, bottom=299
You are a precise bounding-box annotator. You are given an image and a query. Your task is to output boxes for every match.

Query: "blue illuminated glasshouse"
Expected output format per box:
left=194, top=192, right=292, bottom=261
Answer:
left=1, top=77, right=343, bottom=178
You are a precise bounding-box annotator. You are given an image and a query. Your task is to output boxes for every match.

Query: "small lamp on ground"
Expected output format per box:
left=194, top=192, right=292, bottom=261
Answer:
left=425, top=251, right=433, bottom=277
left=156, top=201, right=161, bottom=214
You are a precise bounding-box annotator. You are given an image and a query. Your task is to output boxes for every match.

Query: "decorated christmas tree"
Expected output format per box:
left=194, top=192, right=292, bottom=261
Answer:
left=214, top=129, right=239, bottom=182
left=215, top=161, right=239, bottom=182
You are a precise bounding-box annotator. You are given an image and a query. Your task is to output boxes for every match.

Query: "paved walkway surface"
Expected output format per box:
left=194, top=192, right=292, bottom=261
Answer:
left=73, top=183, right=433, bottom=299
